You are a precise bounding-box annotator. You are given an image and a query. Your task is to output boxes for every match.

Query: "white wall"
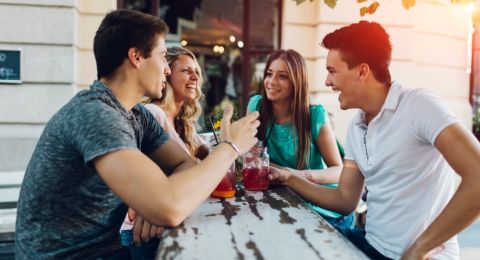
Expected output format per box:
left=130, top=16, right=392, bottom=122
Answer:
left=0, top=0, right=114, bottom=171
left=282, top=0, right=472, bottom=143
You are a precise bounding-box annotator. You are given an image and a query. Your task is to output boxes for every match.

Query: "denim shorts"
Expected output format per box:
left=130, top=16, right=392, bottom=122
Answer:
left=119, top=230, right=159, bottom=260
left=335, top=227, right=392, bottom=260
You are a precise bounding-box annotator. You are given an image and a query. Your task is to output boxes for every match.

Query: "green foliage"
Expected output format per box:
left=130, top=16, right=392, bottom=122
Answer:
left=295, top=0, right=476, bottom=17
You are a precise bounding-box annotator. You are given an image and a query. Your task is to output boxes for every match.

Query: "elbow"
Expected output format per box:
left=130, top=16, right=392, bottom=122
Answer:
left=151, top=207, right=186, bottom=227
left=339, top=207, right=356, bottom=216
left=163, top=214, right=184, bottom=227
left=149, top=200, right=190, bottom=227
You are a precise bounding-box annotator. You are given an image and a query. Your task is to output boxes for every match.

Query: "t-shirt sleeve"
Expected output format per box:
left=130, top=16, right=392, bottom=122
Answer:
left=409, top=89, right=459, bottom=144
left=247, top=95, right=262, bottom=113
left=343, top=121, right=356, bottom=161
left=138, top=105, right=170, bottom=155
left=310, top=105, right=327, bottom=138
left=63, top=101, right=138, bottom=165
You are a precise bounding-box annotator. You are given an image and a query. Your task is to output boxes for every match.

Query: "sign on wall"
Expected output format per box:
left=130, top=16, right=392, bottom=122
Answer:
left=0, top=49, right=21, bottom=84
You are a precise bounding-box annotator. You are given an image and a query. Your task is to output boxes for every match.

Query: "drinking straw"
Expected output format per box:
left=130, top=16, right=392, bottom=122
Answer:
left=208, top=116, right=220, bottom=145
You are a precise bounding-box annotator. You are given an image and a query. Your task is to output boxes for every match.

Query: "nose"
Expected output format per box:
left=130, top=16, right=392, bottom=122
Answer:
left=268, top=74, right=279, bottom=86
left=325, top=75, right=332, bottom=88
left=190, top=71, right=199, bottom=81
left=164, top=64, right=171, bottom=77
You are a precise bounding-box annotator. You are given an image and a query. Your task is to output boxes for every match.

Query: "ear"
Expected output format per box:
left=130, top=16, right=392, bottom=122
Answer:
left=358, top=63, right=370, bottom=81
left=127, top=47, right=142, bottom=69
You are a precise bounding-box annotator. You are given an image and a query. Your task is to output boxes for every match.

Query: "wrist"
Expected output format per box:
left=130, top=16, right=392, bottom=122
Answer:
left=219, top=140, right=240, bottom=158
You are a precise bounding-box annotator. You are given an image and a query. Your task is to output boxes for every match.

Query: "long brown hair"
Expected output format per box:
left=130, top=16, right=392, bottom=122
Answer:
left=157, top=47, right=203, bottom=156
left=259, top=49, right=311, bottom=169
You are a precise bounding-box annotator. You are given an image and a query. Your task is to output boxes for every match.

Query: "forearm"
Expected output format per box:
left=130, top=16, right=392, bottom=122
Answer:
left=286, top=174, right=357, bottom=215
left=410, top=177, right=480, bottom=254
left=293, top=166, right=342, bottom=184
left=163, top=143, right=237, bottom=216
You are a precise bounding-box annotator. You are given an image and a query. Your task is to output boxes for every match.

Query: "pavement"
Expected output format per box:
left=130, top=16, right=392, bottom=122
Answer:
left=459, top=219, right=480, bottom=259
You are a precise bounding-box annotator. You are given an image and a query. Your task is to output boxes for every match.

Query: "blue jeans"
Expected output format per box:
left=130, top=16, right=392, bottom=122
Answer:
left=335, top=227, right=392, bottom=260
left=120, top=230, right=159, bottom=260
left=322, top=212, right=355, bottom=230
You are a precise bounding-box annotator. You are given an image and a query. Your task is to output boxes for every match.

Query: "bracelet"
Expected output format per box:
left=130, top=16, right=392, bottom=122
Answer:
left=220, top=140, right=241, bottom=157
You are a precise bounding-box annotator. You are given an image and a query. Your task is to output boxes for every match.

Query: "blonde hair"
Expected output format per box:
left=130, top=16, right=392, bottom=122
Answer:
left=156, top=47, right=204, bottom=156
left=259, top=49, right=311, bottom=169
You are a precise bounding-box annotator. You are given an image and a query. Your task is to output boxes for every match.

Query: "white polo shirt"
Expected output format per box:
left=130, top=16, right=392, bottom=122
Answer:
left=344, top=82, right=459, bottom=259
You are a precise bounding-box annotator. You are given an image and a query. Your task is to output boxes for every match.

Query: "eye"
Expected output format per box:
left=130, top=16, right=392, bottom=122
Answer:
left=279, top=74, right=288, bottom=80
left=265, top=71, right=272, bottom=77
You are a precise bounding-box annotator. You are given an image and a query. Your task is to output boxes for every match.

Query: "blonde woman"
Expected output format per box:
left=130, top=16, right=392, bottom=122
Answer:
left=120, top=47, right=210, bottom=257
left=247, top=49, right=352, bottom=229
left=145, top=46, right=209, bottom=159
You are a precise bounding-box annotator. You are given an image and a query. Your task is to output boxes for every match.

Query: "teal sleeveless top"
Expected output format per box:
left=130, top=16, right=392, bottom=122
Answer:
left=247, top=95, right=342, bottom=218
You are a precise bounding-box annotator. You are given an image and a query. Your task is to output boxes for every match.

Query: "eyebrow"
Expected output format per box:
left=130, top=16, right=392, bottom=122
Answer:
left=266, top=69, right=288, bottom=73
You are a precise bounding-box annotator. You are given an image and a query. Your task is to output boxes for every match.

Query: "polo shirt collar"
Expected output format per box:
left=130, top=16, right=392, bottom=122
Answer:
left=353, top=81, right=402, bottom=127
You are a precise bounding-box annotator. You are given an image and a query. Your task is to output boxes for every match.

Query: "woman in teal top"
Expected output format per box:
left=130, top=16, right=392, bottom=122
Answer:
left=247, top=49, right=353, bottom=229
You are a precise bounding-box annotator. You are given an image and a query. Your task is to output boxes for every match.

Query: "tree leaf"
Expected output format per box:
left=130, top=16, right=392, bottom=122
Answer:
left=360, top=6, right=369, bottom=16
left=368, top=2, right=380, bottom=14
left=295, top=0, right=306, bottom=5
left=324, top=0, right=337, bottom=9
left=402, top=0, right=416, bottom=10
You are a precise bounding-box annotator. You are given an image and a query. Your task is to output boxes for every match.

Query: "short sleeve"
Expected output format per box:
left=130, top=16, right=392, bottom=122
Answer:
left=247, top=95, right=262, bottom=113
left=309, top=105, right=327, bottom=138
left=343, top=121, right=356, bottom=161
left=137, top=105, right=169, bottom=155
left=63, top=101, right=138, bottom=165
left=409, top=89, right=459, bottom=144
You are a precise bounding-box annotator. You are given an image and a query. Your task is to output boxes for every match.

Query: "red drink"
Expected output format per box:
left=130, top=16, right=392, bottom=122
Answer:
left=212, top=165, right=236, bottom=198
left=242, top=167, right=270, bottom=191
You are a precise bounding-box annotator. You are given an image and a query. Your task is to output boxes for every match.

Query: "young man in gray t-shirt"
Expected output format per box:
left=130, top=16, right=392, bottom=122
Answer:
left=15, top=10, right=260, bottom=259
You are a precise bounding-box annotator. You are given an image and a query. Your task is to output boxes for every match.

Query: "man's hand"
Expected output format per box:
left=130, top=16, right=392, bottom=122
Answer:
left=133, top=213, right=165, bottom=245
left=268, top=165, right=294, bottom=184
left=220, top=104, right=259, bottom=155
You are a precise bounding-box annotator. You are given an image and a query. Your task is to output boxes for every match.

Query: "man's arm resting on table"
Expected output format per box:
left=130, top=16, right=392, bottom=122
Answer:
left=278, top=160, right=364, bottom=215
left=403, top=122, right=480, bottom=259
left=94, top=140, right=238, bottom=227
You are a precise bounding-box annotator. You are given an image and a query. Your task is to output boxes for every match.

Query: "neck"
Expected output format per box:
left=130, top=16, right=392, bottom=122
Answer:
left=271, top=99, right=292, bottom=124
left=362, top=81, right=390, bottom=125
left=99, top=75, right=143, bottom=112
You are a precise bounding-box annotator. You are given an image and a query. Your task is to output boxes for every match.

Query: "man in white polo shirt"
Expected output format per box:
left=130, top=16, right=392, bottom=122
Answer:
left=268, top=21, right=480, bottom=259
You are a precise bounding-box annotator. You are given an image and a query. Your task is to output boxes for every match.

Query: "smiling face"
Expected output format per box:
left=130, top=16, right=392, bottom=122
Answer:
left=325, top=49, right=362, bottom=110
left=264, top=58, right=293, bottom=103
left=138, top=35, right=171, bottom=99
left=169, top=54, right=201, bottom=103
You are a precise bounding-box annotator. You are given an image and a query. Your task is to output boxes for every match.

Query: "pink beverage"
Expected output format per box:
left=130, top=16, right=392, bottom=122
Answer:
left=242, top=167, right=270, bottom=191
left=212, top=163, right=236, bottom=198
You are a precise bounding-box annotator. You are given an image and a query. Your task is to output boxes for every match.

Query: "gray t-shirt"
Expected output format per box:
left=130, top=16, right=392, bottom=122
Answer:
left=15, top=80, right=169, bottom=259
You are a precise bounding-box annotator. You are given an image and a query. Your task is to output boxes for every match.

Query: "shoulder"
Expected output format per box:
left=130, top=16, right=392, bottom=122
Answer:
left=142, top=103, right=168, bottom=124
left=247, top=95, right=262, bottom=112
left=144, top=103, right=163, bottom=115
left=309, top=104, right=327, bottom=122
left=309, top=104, right=326, bottom=115
left=64, top=93, right=126, bottom=127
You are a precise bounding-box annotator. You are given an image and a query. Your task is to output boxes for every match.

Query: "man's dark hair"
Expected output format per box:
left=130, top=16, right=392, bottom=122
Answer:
left=94, top=9, right=169, bottom=79
left=322, top=21, right=392, bottom=85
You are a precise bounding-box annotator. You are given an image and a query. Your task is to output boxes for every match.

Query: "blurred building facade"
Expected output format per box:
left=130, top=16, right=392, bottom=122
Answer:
left=0, top=0, right=474, bottom=172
